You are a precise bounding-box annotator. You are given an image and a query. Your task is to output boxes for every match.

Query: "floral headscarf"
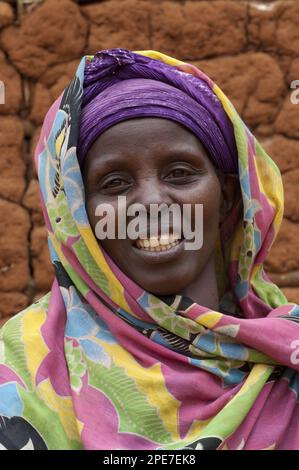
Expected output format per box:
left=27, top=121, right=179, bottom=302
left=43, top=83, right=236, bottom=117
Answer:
left=0, top=49, right=299, bottom=450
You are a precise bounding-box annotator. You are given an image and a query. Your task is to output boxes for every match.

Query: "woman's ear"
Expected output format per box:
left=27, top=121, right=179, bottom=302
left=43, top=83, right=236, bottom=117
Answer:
left=217, top=171, right=241, bottom=225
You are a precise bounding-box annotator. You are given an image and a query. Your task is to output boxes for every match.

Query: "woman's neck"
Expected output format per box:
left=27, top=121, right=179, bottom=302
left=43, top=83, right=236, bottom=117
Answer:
left=180, top=255, right=220, bottom=311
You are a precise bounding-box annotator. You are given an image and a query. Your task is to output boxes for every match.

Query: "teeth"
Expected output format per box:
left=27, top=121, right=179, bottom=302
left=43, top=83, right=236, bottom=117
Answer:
left=159, top=234, right=170, bottom=245
left=136, top=235, right=181, bottom=251
left=149, top=237, right=159, bottom=247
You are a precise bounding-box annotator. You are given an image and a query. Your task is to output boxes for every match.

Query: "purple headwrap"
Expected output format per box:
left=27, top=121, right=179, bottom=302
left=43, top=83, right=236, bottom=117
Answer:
left=77, top=48, right=238, bottom=173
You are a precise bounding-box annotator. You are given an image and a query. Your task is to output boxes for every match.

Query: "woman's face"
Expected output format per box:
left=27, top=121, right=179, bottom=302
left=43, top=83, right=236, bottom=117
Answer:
left=83, top=117, right=232, bottom=295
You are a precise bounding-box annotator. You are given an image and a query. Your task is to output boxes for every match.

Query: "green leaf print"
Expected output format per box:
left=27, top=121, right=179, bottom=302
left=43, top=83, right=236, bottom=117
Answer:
left=84, top=353, right=173, bottom=445
left=73, top=238, right=110, bottom=296
left=47, top=192, right=79, bottom=243
left=0, top=313, right=32, bottom=390
left=65, top=341, right=87, bottom=393
left=18, top=385, right=83, bottom=450
left=147, top=295, right=204, bottom=339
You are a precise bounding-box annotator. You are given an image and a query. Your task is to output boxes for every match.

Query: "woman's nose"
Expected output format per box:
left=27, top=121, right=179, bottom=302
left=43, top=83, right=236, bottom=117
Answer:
left=131, top=177, right=172, bottom=208
left=125, top=176, right=179, bottom=238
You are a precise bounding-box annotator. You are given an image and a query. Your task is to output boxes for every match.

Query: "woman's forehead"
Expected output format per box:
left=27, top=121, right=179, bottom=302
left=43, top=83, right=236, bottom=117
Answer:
left=88, top=117, right=206, bottom=148
left=83, top=117, right=213, bottom=171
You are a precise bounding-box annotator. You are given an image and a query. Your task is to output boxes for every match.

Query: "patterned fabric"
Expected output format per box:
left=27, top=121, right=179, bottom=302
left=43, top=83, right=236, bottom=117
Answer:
left=77, top=51, right=238, bottom=173
left=1, top=48, right=299, bottom=450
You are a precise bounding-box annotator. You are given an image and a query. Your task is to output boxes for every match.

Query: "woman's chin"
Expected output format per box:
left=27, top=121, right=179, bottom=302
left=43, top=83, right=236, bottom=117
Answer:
left=135, top=276, right=194, bottom=297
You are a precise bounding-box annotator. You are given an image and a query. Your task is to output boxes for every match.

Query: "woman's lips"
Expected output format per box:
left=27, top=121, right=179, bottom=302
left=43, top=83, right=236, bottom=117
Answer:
left=131, top=235, right=185, bottom=264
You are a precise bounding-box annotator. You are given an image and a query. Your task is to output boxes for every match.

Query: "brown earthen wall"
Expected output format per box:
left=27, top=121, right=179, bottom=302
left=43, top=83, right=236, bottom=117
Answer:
left=0, top=0, right=299, bottom=326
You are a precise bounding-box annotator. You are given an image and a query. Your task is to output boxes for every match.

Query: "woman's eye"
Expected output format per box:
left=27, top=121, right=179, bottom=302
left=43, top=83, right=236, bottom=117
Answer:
left=104, top=179, right=128, bottom=188
left=163, top=164, right=205, bottom=185
left=169, top=169, right=190, bottom=178
left=164, top=167, right=196, bottom=182
left=100, top=176, right=133, bottom=193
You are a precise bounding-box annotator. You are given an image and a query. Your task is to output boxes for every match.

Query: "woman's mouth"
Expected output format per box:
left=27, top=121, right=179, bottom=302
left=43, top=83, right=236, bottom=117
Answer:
left=135, top=234, right=181, bottom=252
left=132, top=234, right=185, bottom=264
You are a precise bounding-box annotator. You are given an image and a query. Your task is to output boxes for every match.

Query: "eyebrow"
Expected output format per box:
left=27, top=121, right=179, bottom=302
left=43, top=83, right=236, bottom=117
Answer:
left=88, top=146, right=206, bottom=171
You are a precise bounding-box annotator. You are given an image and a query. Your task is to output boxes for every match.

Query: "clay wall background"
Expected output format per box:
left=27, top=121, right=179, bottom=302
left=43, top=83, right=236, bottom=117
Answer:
left=0, top=0, right=299, bottom=325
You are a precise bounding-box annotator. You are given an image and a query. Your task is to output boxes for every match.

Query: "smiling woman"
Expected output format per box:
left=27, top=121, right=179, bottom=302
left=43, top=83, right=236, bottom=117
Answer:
left=0, top=48, right=299, bottom=450
left=82, top=117, right=238, bottom=307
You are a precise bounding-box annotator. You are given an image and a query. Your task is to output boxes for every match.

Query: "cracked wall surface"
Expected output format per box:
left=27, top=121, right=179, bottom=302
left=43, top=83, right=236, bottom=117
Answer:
left=0, top=0, right=299, bottom=325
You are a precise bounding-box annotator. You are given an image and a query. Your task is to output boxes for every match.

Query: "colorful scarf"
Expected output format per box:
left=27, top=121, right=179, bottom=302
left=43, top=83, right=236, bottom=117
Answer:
left=1, top=48, right=299, bottom=450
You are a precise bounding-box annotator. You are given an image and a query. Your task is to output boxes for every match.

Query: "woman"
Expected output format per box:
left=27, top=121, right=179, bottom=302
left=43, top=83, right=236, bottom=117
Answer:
left=0, top=48, right=299, bottom=450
